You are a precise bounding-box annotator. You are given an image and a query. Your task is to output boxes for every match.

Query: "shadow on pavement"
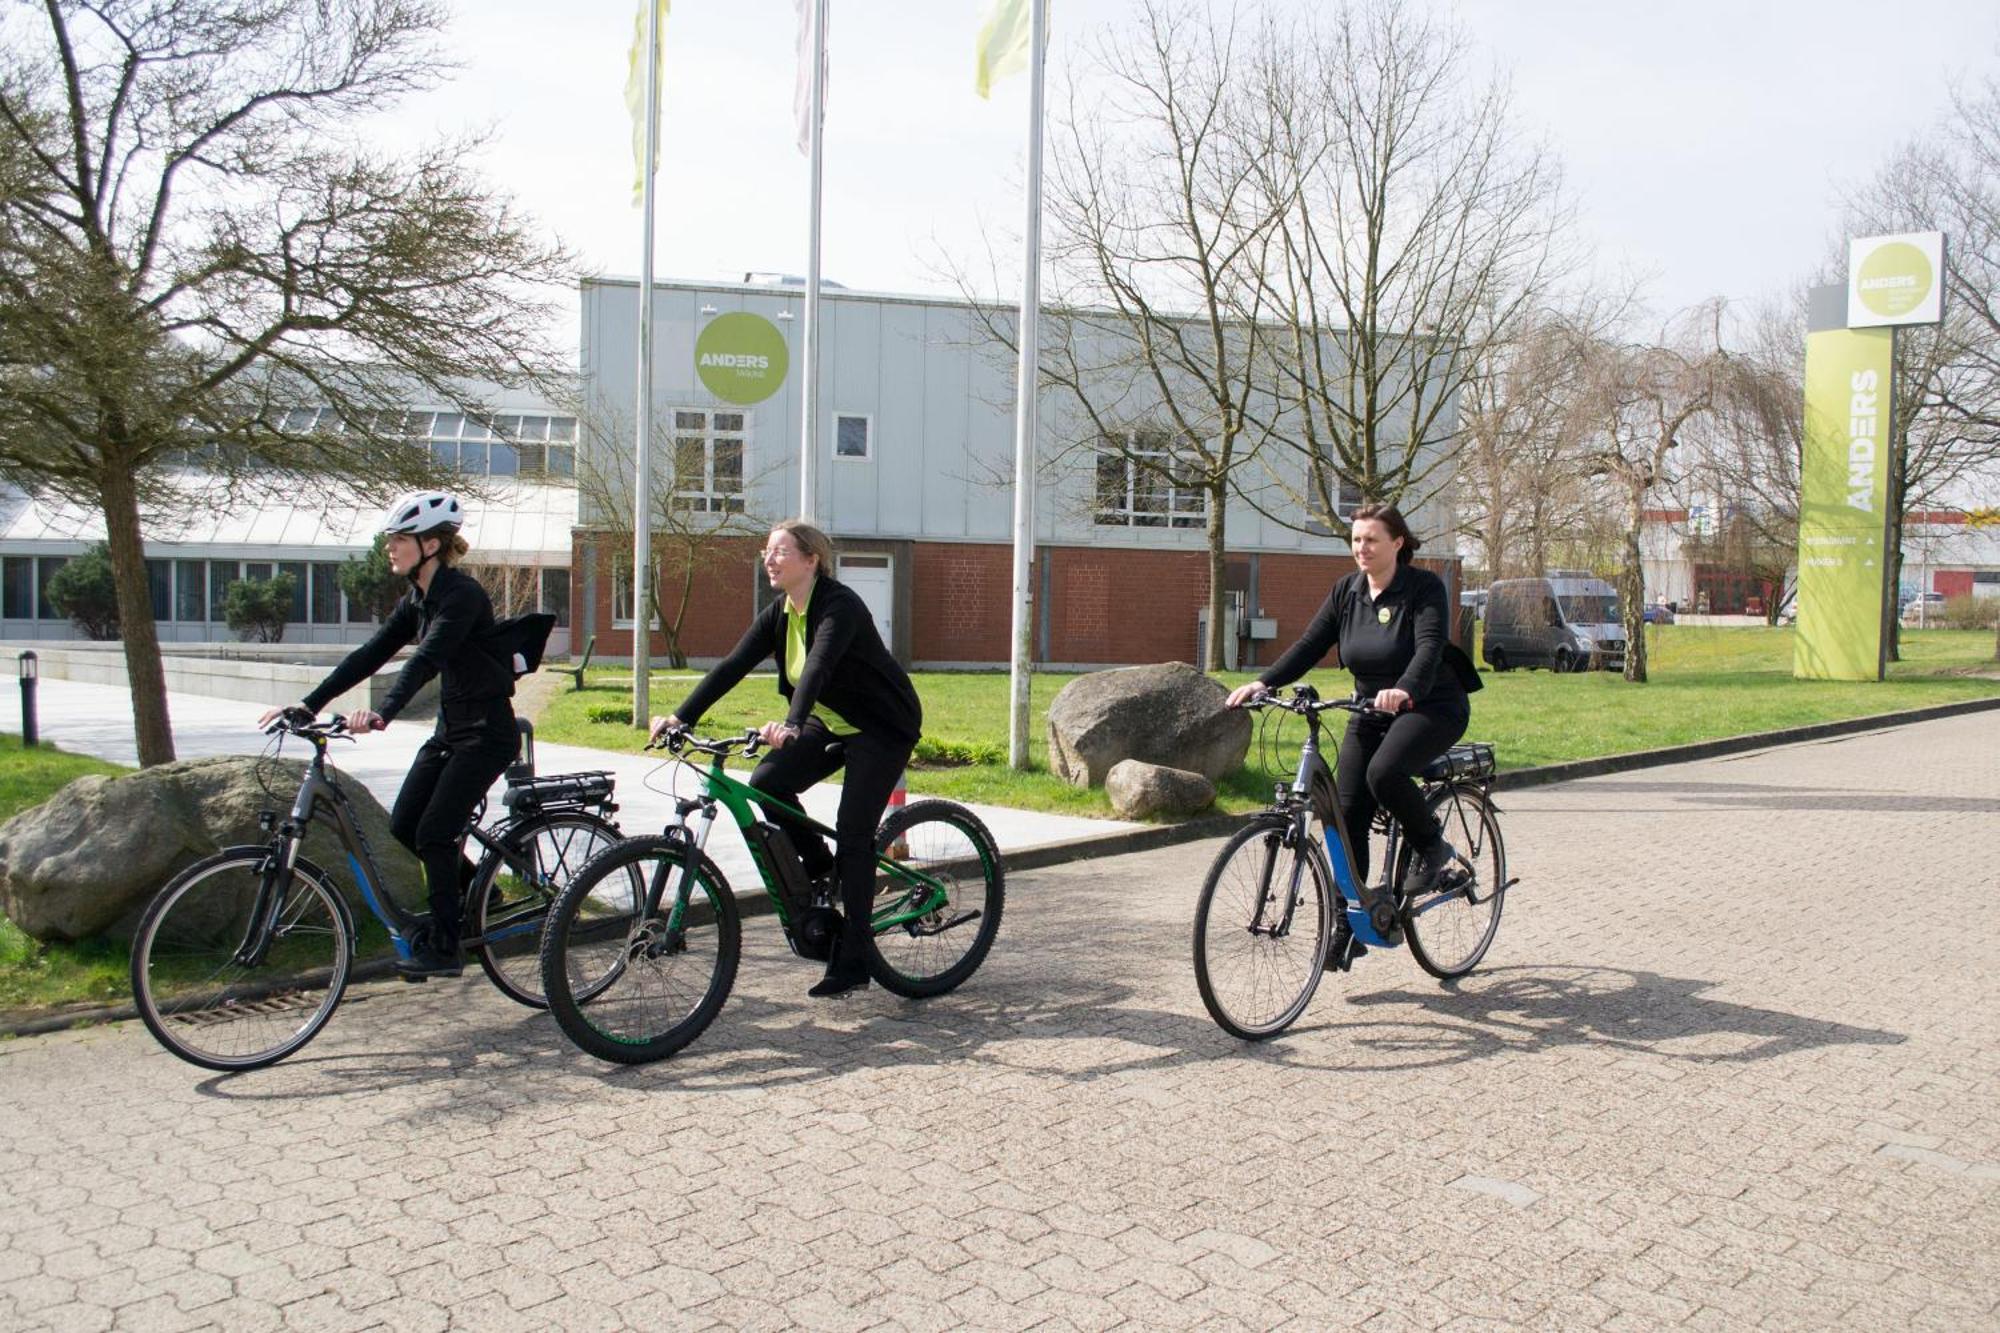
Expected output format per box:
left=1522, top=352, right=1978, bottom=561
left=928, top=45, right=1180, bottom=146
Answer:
left=1343, top=963, right=1907, bottom=1064
left=1526, top=778, right=1999, bottom=815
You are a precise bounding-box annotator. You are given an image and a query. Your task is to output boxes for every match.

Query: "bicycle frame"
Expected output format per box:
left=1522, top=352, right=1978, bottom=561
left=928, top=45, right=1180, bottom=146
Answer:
left=646, top=745, right=956, bottom=942
left=1279, top=706, right=1402, bottom=950
left=243, top=726, right=586, bottom=964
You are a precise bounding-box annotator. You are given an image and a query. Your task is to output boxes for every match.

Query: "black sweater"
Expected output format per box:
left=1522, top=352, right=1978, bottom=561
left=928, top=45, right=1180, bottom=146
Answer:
left=674, top=576, right=922, bottom=747
left=303, top=567, right=514, bottom=723
left=1259, top=566, right=1471, bottom=702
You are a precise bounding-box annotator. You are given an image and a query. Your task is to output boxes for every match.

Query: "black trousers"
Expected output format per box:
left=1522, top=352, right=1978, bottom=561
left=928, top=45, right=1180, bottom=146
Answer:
left=388, top=700, right=518, bottom=942
left=749, top=718, right=913, bottom=953
left=1335, top=697, right=1469, bottom=883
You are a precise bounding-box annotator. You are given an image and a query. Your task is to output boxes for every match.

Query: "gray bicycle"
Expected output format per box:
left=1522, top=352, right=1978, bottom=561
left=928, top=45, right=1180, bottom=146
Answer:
left=130, top=710, right=624, bottom=1071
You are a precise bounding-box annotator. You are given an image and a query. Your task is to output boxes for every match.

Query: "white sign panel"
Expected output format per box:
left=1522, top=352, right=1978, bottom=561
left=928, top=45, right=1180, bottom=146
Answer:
left=1847, top=232, right=1945, bottom=328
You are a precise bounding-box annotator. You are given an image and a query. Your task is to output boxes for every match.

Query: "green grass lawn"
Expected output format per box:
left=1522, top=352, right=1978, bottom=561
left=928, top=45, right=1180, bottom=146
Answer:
left=529, top=626, right=2000, bottom=818
left=0, top=736, right=134, bottom=1015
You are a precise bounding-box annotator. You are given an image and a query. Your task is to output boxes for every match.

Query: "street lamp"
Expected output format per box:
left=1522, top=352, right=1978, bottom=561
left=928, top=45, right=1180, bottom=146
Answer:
left=16, top=649, right=38, bottom=748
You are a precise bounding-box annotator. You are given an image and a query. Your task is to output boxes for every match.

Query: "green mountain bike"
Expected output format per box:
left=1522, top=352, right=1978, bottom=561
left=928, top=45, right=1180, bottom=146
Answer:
left=537, top=725, right=1005, bottom=1065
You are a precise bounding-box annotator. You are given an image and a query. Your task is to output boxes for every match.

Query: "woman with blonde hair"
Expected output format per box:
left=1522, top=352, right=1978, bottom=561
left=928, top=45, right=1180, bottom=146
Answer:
left=651, top=519, right=922, bottom=998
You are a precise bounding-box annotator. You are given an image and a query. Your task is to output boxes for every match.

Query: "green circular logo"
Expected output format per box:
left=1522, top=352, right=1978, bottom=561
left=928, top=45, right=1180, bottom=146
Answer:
left=1857, top=242, right=1934, bottom=319
left=694, top=313, right=789, bottom=404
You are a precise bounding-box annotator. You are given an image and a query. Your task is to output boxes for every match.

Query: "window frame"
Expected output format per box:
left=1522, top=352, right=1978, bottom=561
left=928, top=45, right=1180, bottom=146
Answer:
left=1092, top=430, right=1208, bottom=531
left=833, top=412, right=872, bottom=462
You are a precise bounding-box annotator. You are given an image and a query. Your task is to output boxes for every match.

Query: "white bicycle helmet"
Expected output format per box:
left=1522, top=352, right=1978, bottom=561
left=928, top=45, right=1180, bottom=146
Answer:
left=380, top=490, right=463, bottom=536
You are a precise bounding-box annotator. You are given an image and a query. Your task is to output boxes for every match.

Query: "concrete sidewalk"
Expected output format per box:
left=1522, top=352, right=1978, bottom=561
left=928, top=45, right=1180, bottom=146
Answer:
left=0, top=677, right=1139, bottom=892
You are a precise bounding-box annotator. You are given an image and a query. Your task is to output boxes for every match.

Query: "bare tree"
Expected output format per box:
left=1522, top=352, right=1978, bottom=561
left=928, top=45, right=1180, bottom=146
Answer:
left=995, top=0, right=1282, bottom=672
left=572, top=406, right=773, bottom=672
left=0, top=0, right=570, bottom=764
left=1245, top=0, right=1568, bottom=523
left=1573, top=306, right=1725, bottom=683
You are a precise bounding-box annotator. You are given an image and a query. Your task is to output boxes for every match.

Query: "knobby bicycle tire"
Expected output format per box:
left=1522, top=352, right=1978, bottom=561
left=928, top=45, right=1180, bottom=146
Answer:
left=865, top=800, right=1005, bottom=999
left=538, top=835, right=741, bottom=1065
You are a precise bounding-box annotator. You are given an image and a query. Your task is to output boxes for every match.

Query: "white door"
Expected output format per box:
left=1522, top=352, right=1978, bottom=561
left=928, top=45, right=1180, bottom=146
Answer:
left=838, top=554, right=894, bottom=648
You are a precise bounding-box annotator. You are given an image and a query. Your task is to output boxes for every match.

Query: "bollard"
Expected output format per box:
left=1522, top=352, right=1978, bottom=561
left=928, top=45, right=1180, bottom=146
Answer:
left=17, top=650, right=38, bottom=748
left=887, top=771, right=908, bottom=859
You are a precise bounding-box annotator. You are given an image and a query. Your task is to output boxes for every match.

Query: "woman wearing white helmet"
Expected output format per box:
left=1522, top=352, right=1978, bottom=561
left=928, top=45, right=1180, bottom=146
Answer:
left=259, top=490, right=517, bottom=978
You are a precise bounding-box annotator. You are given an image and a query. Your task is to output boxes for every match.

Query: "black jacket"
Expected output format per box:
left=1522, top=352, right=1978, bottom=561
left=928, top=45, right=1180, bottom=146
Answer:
left=675, top=576, right=922, bottom=747
left=1260, top=566, right=1480, bottom=702
left=303, top=566, right=515, bottom=724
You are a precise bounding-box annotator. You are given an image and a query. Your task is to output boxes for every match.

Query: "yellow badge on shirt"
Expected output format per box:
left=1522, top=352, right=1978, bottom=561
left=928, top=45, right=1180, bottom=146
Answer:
left=1377, top=607, right=1393, bottom=624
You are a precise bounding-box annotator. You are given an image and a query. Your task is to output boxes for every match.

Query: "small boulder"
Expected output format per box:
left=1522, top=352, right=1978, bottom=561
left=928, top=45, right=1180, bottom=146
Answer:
left=0, top=756, right=418, bottom=943
left=1105, top=760, right=1217, bottom=820
left=1045, top=662, right=1250, bottom=787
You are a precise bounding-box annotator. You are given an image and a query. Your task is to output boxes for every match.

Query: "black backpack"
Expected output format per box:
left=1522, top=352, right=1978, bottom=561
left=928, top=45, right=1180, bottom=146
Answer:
left=485, top=612, right=557, bottom=678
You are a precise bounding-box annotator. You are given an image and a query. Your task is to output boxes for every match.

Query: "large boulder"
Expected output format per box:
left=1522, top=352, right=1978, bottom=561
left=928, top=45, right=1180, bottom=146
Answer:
left=0, top=756, right=417, bottom=943
left=1045, top=662, right=1250, bottom=788
left=1105, top=760, right=1217, bottom=820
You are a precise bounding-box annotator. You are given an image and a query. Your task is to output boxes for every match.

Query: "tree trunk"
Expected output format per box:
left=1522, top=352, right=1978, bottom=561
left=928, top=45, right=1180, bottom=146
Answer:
left=661, top=550, right=697, bottom=672
left=1203, top=492, right=1228, bottom=673
left=1619, top=486, right=1649, bottom=684
left=99, top=467, right=176, bottom=765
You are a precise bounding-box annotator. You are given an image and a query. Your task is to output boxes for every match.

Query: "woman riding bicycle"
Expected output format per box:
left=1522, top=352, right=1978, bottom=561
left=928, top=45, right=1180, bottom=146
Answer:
left=648, top=519, right=922, bottom=999
left=1225, top=503, right=1481, bottom=945
left=258, top=490, right=517, bottom=979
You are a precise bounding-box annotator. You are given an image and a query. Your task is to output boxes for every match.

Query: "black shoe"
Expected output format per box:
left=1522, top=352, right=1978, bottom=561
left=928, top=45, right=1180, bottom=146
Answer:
left=396, top=936, right=464, bottom=981
left=1406, top=840, right=1462, bottom=896
left=807, top=941, right=871, bottom=998
left=1324, top=923, right=1368, bottom=972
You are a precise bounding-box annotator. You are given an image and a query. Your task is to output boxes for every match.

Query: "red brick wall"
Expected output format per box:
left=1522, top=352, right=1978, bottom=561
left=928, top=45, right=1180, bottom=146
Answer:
left=911, top=542, right=1014, bottom=662
left=570, top=532, right=759, bottom=660
left=1044, top=546, right=1214, bottom=665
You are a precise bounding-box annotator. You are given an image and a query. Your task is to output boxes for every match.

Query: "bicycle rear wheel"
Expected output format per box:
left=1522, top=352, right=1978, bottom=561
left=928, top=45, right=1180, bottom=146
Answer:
left=130, top=848, right=353, bottom=1071
left=1397, top=785, right=1506, bottom=980
left=866, top=800, right=1004, bottom=998
left=538, top=836, right=740, bottom=1065
left=1193, top=814, right=1331, bottom=1040
left=471, top=811, right=623, bottom=1008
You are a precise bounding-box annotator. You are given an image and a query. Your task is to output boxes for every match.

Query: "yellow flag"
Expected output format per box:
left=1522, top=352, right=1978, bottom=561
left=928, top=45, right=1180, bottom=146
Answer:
left=625, top=0, right=671, bottom=205
left=975, top=0, right=1044, bottom=99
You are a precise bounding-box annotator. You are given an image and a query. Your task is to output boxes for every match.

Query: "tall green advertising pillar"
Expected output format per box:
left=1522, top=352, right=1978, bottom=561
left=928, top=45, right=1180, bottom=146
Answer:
left=1792, top=231, right=1945, bottom=682
left=1793, top=327, right=1895, bottom=680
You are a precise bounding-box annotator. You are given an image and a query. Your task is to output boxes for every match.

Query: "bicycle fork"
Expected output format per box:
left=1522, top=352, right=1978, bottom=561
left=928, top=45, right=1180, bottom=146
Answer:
left=235, top=826, right=305, bottom=969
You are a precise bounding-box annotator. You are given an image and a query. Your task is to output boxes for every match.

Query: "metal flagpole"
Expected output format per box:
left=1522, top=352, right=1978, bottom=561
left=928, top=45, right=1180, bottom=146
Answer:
left=632, top=0, right=661, bottom=726
left=1007, top=0, right=1048, bottom=770
left=799, top=0, right=828, bottom=522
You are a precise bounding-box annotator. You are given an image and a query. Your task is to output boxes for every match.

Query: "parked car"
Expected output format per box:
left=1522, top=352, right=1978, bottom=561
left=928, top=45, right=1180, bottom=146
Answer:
left=1641, top=601, right=1676, bottom=625
left=1459, top=588, right=1488, bottom=620
left=1900, top=591, right=1946, bottom=626
left=1482, top=575, right=1626, bottom=673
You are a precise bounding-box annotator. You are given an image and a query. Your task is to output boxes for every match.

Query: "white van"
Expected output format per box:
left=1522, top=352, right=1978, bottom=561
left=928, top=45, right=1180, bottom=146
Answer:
left=1481, top=574, right=1626, bottom=672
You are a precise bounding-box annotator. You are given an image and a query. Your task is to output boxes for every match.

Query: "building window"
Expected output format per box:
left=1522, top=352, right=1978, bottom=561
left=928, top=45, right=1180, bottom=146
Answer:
left=174, top=560, right=206, bottom=623
left=209, top=561, right=233, bottom=623
left=671, top=410, right=746, bottom=513
left=278, top=561, right=309, bottom=622
left=835, top=414, right=871, bottom=460
left=1094, top=431, right=1207, bottom=530
left=611, top=559, right=660, bottom=629
left=310, top=563, right=343, bottom=624
left=4, top=556, right=35, bottom=619
left=146, top=559, right=173, bottom=621
left=542, top=567, right=571, bottom=629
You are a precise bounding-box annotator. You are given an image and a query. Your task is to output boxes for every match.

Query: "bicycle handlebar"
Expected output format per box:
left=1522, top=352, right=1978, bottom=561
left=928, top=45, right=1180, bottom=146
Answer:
left=263, top=709, right=354, bottom=743
left=1241, top=685, right=1397, bottom=719
left=644, top=725, right=767, bottom=761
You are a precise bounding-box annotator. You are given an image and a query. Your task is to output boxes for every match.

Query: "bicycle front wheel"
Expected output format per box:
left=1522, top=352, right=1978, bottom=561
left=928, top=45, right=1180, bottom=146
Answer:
left=130, top=849, right=353, bottom=1072
left=538, top=836, right=740, bottom=1065
left=1193, top=814, right=1332, bottom=1041
left=471, top=811, right=624, bottom=1008
left=866, top=800, right=1005, bottom=998
left=1397, top=785, right=1506, bottom=980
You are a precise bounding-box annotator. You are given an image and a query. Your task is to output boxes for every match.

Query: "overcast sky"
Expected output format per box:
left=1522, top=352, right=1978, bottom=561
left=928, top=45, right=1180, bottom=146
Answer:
left=376, top=0, right=2000, bottom=353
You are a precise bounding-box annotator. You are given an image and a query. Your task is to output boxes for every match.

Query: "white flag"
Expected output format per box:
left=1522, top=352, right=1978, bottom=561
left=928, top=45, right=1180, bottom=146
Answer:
left=625, top=0, right=671, bottom=205
left=794, top=0, right=828, bottom=156
left=976, top=0, right=1043, bottom=99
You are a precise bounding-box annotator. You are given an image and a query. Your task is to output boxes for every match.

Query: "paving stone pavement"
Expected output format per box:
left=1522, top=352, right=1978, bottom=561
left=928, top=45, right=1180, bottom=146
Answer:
left=2, top=714, right=1997, bottom=1330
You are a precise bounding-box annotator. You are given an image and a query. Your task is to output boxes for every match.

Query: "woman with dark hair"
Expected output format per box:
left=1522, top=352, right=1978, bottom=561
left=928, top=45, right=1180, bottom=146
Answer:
left=259, top=490, right=518, bottom=979
left=650, top=519, right=922, bottom=998
left=1225, top=503, right=1480, bottom=955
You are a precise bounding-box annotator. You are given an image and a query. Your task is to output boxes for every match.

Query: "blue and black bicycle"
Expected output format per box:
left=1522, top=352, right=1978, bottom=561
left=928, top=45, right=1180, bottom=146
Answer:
left=1193, top=685, right=1512, bottom=1040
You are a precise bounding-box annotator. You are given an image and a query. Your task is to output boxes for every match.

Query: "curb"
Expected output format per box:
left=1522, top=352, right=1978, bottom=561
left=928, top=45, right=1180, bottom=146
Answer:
left=5, top=693, right=1997, bottom=1039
